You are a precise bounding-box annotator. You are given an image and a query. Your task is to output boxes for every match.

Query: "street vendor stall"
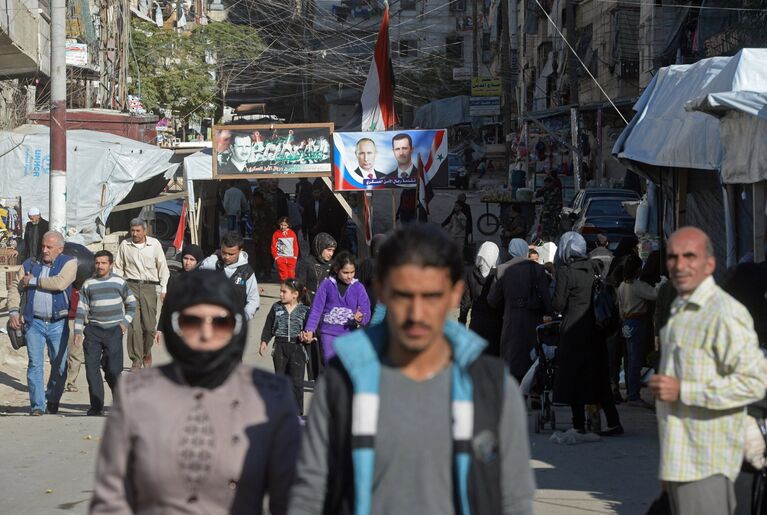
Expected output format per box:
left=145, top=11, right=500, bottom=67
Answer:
left=613, top=48, right=767, bottom=267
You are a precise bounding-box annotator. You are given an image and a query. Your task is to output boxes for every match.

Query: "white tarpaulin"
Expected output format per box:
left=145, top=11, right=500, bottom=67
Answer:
left=612, top=56, right=729, bottom=170
left=613, top=49, right=767, bottom=175
left=0, top=125, right=177, bottom=244
left=686, top=49, right=767, bottom=185
left=183, top=147, right=214, bottom=180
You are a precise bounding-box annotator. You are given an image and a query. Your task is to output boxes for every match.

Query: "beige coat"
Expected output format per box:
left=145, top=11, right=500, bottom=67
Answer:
left=90, top=364, right=300, bottom=515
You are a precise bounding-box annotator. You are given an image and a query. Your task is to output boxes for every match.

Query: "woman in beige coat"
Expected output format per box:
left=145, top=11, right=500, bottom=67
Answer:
left=90, top=269, right=300, bottom=515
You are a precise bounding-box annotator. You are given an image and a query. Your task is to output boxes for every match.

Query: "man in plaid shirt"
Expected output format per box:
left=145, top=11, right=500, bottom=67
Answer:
left=650, top=227, right=765, bottom=515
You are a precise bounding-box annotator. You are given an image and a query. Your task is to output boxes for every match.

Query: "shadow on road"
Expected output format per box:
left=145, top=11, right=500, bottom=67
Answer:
left=0, top=370, right=27, bottom=392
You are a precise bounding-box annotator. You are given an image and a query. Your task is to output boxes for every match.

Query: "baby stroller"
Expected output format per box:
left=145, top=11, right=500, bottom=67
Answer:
left=530, top=320, right=561, bottom=433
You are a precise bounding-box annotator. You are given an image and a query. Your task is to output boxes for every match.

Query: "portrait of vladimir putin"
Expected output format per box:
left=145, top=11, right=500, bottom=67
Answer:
left=353, top=137, right=384, bottom=180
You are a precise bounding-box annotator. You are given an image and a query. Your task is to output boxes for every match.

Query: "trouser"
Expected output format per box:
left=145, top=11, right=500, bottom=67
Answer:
left=127, top=283, right=158, bottom=368
left=83, top=324, right=123, bottom=412
left=571, top=401, right=620, bottom=431
left=65, top=319, right=84, bottom=387
left=272, top=338, right=307, bottom=414
left=666, top=475, right=736, bottom=515
left=26, top=318, right=68, bottom=412
left=623, top=319, right=649, bottom=401
left=275, top=257, right=297, bottom=282
left=226, top=214, right=239, bottom=232
left=606, top=332, right=626, bottom=395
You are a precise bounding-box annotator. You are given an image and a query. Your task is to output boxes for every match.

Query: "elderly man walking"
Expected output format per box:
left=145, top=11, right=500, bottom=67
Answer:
left=8, top=231, right=77, bottom=415
left=114, top=218, right=169, bottom=370
left=650, top=227, right=765, bottom=515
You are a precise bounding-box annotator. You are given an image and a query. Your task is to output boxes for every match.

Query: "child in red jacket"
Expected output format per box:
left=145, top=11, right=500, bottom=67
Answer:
left=271, top=216, right=299, bottom=281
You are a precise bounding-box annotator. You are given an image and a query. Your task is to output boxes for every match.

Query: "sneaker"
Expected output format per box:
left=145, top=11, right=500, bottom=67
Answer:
left=598, top=424, right=625, bottom=437
left=30, top=409, right=44, bottom=416
left=626, top=399, right=654, bottom=409
left=87, top=408, right=103, bottom=417
left=45, top=402, right=59, bottom=415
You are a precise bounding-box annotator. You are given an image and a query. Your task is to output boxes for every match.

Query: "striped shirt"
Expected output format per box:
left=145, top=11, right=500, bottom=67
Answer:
left=657, top=276, right=765, bottom=482
left=75, top=273, right=137, bottom=335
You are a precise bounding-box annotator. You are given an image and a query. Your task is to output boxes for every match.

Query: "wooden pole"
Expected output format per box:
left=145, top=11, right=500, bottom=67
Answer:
left=391, top=190, right=397, bottom=228
left=754, top=181, right=766, bottom=263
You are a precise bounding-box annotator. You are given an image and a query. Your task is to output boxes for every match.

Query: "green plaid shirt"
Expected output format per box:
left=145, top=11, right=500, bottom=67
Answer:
left=657, top=276, right=765, bottom=482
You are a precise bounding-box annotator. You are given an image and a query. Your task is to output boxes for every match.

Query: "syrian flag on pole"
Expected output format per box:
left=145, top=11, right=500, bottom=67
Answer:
left=360, top=1, right=397, bottom=243
left=416, top=129, right=445, bottom=215
left=360, top=2, right=398, bottom=132
left=173, top=200, right=188, bottom=252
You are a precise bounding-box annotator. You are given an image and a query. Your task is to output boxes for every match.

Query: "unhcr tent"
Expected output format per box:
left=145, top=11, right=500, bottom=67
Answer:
left=0, top=125, right=177, bottom=244
left=613, top=49, right=767, bottom=266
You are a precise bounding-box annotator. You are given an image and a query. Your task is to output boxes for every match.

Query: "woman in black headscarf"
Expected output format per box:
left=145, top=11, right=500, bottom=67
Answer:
left=553, top=232, right=622, bottom=435
left=91, top=270, right=300, bottom=515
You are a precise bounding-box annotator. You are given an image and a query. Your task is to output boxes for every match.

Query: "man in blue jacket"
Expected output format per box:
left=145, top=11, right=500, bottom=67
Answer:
left=8, top=231, right=76, bottom=416
left=289, top=224, right=536, bottom=515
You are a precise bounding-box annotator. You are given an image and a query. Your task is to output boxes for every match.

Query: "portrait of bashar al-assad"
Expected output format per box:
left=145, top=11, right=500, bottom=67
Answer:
left=220, top=134, right=254, bottom=173
left=387, top=133, right=417, bottom=180
left=354, top=137, right=385, bottom=180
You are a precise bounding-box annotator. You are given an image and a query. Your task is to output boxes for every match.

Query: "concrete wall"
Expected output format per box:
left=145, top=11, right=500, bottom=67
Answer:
left=0, top=0, right=41, bottom=78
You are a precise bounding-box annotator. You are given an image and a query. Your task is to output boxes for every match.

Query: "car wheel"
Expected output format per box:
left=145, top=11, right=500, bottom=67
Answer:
left=154, top=213, right=178, bottom=241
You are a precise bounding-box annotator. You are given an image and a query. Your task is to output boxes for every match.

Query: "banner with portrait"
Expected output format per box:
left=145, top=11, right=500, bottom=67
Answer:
left=332, top=129, right=448, bottom=191
left=212, top=123, right=333, bottom=179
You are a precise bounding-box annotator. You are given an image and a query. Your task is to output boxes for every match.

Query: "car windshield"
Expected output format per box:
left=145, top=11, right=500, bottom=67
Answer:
left=586, top=199, right=630, bottom=217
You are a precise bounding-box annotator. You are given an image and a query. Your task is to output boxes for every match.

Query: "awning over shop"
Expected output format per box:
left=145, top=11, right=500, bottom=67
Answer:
left=613, top=48, right=767, bottom=174
left=0, top=125, right=177, bottom=244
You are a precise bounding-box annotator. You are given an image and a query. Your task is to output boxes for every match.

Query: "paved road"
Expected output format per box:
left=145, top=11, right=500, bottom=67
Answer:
left=0, top=180, right=661, bottom=514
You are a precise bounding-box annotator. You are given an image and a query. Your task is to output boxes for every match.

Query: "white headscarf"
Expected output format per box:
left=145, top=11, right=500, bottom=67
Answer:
left=475, top=241, right=500, bottom=278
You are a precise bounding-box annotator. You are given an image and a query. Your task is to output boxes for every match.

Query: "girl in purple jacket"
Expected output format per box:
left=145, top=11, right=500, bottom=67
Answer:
left=301, top=251, right=371, bottom=363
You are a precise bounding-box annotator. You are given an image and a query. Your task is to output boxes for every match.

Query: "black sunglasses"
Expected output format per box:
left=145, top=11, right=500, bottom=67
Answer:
left=171, top=312, right=243, bottom=336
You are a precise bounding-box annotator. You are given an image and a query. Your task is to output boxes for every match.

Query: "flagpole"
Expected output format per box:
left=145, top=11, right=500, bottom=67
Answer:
left=415, top=152, right=421, bottom=222
left=391, top=190, right=396, bottom=228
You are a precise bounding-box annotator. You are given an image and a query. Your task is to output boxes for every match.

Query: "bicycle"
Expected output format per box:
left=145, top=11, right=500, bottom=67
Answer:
left=476, top=202, right=501, bottom=235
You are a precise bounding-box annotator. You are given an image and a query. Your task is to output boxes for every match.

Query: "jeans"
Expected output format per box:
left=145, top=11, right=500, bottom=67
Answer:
left=272, top=338, right=307, bottom=414
left=83, top=325, right=124, bottom=412
left=226, top=215, right=239, bottom=232
left=622, top=318, right=648, bottom=401
left=26, top=318, right=69, bottom=411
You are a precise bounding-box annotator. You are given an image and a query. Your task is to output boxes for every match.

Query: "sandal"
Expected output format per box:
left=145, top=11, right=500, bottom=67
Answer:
left=65, top=384, right=78, bottom=393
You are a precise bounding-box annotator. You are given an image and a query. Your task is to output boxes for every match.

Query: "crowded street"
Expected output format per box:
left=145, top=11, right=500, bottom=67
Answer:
left=2, top=1, right=767, bottom=514
left=0, top=278, right=660, bottom=515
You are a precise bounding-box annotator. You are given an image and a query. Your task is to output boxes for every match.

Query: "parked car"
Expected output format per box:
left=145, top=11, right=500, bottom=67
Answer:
left=572, top=197, right=636, bottom=249
left=560, top=188, right=640, bottom=231
left=154, top=198, right=184, bottom=241
left=448, top=153, right=469, bottom=189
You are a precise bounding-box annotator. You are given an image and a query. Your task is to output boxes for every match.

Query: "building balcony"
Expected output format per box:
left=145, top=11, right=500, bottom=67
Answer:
left=0, top=0, right=46, bottom=79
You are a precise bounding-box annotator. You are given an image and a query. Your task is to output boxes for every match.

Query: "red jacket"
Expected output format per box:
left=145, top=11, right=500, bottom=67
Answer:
left=271, top=229, right=299, bottom=260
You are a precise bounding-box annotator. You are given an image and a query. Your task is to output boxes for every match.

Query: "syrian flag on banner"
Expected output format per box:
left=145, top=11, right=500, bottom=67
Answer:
left=360, top=2, right=398, bottom=132
left=417, top=130, right=445, bottom=215
left=173, top=200, right=188, bottom=252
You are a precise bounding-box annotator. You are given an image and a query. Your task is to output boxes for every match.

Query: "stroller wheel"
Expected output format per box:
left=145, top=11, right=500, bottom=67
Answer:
left=533, top=412, right=541, bottom=434
left=550, top=410, right=556, bottom=430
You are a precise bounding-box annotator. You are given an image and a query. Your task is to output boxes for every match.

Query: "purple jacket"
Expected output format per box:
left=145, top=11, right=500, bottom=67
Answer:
left=306, top=277, right=371, bottom=361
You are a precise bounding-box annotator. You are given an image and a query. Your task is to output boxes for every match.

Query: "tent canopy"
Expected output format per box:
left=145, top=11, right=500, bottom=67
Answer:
left=612, top=49, right=767, bottom=175
left=686, top=49, right=767, bottom=185
left=183, top=147, right=214, bottom=180
left=0, top=124, right=177, bottom=244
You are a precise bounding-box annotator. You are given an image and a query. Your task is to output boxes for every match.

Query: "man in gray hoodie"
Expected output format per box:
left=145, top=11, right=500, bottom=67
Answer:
left=199, top=231, right=260, bottom=320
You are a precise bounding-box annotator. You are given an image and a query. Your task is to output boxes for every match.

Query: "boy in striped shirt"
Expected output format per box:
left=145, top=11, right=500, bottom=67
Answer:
left=75, top=250, right=137, bottom=416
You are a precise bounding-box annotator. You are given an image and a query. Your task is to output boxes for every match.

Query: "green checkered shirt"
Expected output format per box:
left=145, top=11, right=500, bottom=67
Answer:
left=657, top=276, right=765, bottom=482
